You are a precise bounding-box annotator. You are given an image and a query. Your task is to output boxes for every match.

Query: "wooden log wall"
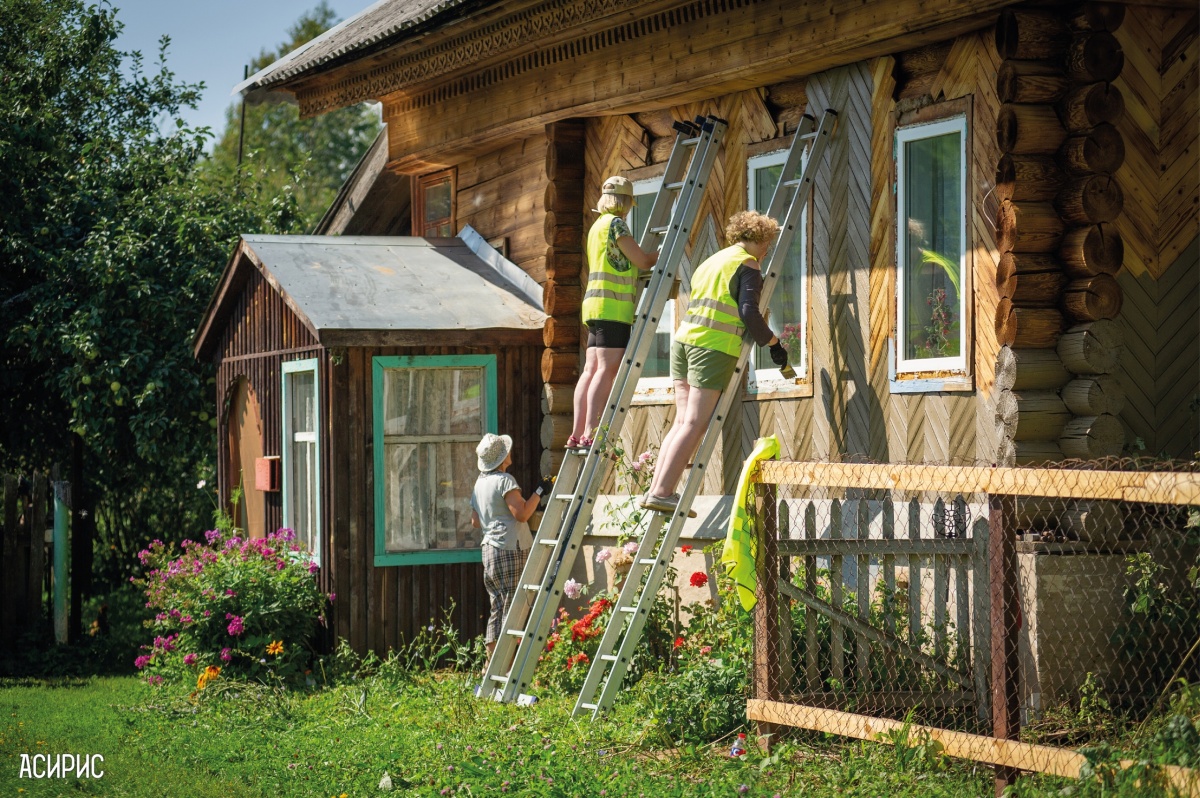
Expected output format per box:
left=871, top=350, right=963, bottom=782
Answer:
left=540, top=120, right=587, bottom=477
left=1110, top=6, right=1200, bottom=458
left=992, top=3, right=1128, bottom=465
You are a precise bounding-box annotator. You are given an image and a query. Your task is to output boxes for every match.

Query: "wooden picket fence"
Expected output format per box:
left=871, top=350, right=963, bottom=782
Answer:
left=1, top=474, right=51, bottom=650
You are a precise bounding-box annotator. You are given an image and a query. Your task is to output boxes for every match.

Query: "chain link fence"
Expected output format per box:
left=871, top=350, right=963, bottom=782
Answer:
left=746, top=458, right=1200, bottom=796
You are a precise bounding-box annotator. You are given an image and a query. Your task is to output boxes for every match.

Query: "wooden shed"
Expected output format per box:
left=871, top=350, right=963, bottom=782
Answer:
left=194, top=231, right=546, bottom=650
left=229, top=0, right=1198, bottom=657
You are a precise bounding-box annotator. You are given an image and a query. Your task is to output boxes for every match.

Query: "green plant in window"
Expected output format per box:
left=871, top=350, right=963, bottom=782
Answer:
left=919, top=248, right=961, bottom=295
left=923, top=287, right=954, bottom=357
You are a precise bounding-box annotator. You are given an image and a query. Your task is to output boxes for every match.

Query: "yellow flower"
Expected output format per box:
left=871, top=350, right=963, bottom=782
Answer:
left=196, top=665, right=221, bottom=691
left=266, top=640, right=284, bottom=656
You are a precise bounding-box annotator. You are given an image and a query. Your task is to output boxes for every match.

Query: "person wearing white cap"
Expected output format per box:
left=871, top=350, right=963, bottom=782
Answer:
left=470, top=433, right=551, bottom=665
left=568, top=176, right=660, bottom=452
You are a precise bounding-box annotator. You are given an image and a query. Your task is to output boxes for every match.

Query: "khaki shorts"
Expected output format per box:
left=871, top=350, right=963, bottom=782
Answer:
left=670, top=341, right=738, bottom=390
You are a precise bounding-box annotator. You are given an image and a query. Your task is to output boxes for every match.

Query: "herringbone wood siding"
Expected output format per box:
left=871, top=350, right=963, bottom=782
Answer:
left=1111, top=7, right=1200, bottom=458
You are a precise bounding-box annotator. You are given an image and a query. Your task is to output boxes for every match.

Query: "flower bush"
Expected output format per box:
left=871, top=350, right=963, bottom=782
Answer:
left=534, top=597, right=614, bottom=693
left=132, top=527, right=329, bottom=684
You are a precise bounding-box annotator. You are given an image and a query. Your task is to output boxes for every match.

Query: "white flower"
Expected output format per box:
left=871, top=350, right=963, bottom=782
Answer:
left=563, top=579, right=583, bottom=600
left=196, top=479, right=207, bottom=490
left=595, top=548, right=611, bottom=564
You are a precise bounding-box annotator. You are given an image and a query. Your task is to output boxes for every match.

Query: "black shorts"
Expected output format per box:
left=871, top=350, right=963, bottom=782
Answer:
left=586, top=319, right=631, bottom=349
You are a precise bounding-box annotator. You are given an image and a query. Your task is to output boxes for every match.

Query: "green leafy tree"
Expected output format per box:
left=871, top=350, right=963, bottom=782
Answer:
left=0, top=0, right=305, bottom=589
left=202, top=2, right=382, bottom=230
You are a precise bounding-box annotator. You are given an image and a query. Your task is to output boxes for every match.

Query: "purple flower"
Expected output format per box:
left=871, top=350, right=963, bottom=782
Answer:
left=307, top=562, right=319, bottom=575
left=220, top=647, right=232, bottom=662
left=183, top=653, right=197, bottom=666
left=146, top=675, right=163, bottom=686
left=226, top=615, right=244, bottom=636
left=181, top=615, right=192, bottom=624
left=204, top=529, right=221, bottom=544
left=134, top=655, right=151, bottom=670
left=563, top=579, right=583, bottom=600
left=328, top=593, right=336, bottom=603
left=225, top=589, right=236, bottom=597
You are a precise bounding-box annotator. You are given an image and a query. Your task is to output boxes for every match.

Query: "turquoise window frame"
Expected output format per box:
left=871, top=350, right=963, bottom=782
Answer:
left=372, top=355, right=497, bottom=566
left=281, top=358, right=322, bottom=566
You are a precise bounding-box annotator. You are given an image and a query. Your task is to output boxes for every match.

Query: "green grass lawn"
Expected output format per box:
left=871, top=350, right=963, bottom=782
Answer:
left=0, top=671, right=1038, bottom=797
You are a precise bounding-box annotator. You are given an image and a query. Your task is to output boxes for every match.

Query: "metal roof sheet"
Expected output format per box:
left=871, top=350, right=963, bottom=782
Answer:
left=235, top=0, right=474, bottom=94
left=242, top=233, right=545, bottom=334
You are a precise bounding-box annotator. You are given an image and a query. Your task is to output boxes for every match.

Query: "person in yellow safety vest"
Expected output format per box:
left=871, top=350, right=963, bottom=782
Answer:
left=641, top=210, right=790, bottom=514
left=568, top=176, right=659, bottom=451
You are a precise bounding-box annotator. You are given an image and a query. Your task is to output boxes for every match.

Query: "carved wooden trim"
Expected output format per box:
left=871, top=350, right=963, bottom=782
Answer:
left=296, top=0, right=756, bottom=118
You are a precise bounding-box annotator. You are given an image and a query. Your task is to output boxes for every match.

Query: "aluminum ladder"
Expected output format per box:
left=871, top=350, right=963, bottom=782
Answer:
left=479, top=115, right=729, bottom=704
left=572, top=108, right=838, bottom=719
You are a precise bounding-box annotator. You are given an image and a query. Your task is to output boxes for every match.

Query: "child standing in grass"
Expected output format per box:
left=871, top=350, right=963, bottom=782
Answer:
left=470, top=433, right=548, bottom=670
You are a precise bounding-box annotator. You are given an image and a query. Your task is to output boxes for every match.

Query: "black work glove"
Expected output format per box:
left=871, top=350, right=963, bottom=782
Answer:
left=769, top=342, right=789, bottom=368
left=535, top=476, right=555, bottom=497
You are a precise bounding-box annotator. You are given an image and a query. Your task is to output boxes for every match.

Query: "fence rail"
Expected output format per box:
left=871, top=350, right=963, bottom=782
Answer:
left=748, top=459, right=1200, bottom=797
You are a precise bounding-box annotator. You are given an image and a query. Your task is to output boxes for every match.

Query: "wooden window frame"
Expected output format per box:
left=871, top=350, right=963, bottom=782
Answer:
left=891, top=99, right=974, bottom=393
left=281, top=358, right=321, bottom=567
left=372, top=354, right=497, bottom=566
left=412, top=168, right=457, bottom=237
left=745, top=140, right=813, bottom=401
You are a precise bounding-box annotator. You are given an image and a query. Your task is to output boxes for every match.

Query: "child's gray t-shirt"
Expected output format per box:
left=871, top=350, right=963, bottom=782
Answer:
left=471, top=470, right=531, bottom=551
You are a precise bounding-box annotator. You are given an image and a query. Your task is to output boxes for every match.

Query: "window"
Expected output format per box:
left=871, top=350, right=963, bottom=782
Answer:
left=627, top=176, right=674, bottom=386
left=895, top=116, right=968, bottom=376
left=282, top=359, right=320, bottom=564
left=747, top=149, right=808, bottom=393
left=372, top=355, right=497, bottom=565
left=413, top=169, right=456, bottom=237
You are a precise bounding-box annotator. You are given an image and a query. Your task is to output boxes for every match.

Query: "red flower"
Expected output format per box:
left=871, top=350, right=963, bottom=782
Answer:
left=566, top=652, right=590, bottom=669
left=673, top=636, right=686, bottom=649
left=681, top=545, right=693, bottom=554
left=689, top=571, right=709, bottom=588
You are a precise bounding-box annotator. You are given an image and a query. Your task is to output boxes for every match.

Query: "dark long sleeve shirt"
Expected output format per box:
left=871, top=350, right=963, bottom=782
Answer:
left=730, top=264, right=775, bottom=347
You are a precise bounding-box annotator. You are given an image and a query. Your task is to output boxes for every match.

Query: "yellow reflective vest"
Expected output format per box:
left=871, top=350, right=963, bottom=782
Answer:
left=582, top=213, right=637, bottom=325
left=674, top=244, right=751, bottom=357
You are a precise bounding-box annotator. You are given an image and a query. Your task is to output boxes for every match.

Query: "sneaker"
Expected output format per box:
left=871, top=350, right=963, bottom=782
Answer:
left=640, top=493, right=698, bottom=518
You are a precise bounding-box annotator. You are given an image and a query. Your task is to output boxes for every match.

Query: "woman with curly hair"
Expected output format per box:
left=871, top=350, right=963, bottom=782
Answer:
left=568, top=176, right=659, bottom=451
left=641, top=210, right=789, bottom=514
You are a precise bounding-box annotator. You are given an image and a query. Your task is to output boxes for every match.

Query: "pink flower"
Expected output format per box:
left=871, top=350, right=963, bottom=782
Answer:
left=595, top=548, right=611, bottom=564
left=146, top=675, right=164, bottom=686
left=700, top=645, right=712, bottom=655
left=183, top=653, right=197, bottom=666
left=276, top=560, right=286, bottom=570
left=563, top=579, right=583, bottom=600
left=328, top=593, right=336, bottom=603
left=220, top=647, right=232, bottom=662
left=623, top=540, right=638, bottom=556
left=631, top=462, right=642, bottom=472
left=307, top=562, right=319, bottom=574
left=181, top=615, right=192, bottom=624
left=225, top=589, right=236, bottom=597
left=134, top=655, right=152, bottom=670
left=226, top=615, right=244, bottom=636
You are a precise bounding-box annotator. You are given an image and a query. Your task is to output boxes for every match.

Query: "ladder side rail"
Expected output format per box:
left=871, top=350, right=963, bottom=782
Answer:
left=481, top=453, right=586, bottom=694
left=635, top=127, right=697, bottom=252
left=580, top=110, right=835, bottom=716
left=765, top=113, right=817, bottom=222
left=497, top=120, right=729, bottom=701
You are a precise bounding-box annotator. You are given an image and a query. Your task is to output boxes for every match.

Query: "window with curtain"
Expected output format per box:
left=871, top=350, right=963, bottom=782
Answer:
left=895, top=116, right=967, bottom=374
left=414, top=169, right=456, bottom=237
left=282, top=359, right=320, bottom=564
left=373, top=356, right=496, bottom=565
left=747, top=149, right=807, bottom=392
left=627, top=177, right=674, bottom=384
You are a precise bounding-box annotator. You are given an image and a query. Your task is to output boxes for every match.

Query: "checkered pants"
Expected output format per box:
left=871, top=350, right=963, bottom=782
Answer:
left=482, top=545, right=527, bottom=644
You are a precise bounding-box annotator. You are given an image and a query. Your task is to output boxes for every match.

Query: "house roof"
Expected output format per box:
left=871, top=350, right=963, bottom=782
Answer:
left=194, top=228, right=546, bottom=360
left=235, top=0, right=474, bottom=95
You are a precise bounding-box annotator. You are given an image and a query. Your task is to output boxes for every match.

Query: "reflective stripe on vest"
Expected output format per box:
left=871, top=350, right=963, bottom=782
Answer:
left=582, top=213, right=636, bottom=325
left=674, top=244, right=751, bottom=357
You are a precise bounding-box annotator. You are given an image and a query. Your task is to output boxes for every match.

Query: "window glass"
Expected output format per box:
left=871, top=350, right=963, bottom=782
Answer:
left=283, top=364, right=319, bottom=563
left=380, top=366, right=484, bottom=551
left=748, top=152, right=807, bottom=386
left=897, top=119, right=966, bottom=369
left=629, top=179, right=673, bottom=381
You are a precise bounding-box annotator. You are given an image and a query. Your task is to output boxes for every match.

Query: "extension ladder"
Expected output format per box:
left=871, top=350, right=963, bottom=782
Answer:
left=479, top=115, right=729, bottom=704
left=572, top=108, right=838, bottom=719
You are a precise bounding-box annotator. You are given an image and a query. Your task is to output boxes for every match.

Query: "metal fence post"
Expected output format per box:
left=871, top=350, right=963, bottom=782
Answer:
left=989, top=493, right=1020, bottom=796
left=754, top=481, right=781, bottom=751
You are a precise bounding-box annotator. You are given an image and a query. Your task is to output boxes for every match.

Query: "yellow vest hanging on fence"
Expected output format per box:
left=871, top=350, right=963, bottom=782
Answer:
left=720, top=434, right=781, bottom=612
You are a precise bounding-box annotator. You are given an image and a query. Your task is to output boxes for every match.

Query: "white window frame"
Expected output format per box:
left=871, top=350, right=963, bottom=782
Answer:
left=629, top=176, right=676, bottom=396
left=281, top=358, right=320, bottom=566
left=894, top=115, right=969, bottom=376
left=747, top=149, right=808, bottom=394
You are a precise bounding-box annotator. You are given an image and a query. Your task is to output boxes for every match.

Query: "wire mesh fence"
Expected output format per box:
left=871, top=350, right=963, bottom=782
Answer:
left=745, top=458, right=1200, bottom=796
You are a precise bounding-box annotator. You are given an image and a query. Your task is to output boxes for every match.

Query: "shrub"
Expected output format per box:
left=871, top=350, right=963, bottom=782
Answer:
left=132, top=527, right=329, bottom=685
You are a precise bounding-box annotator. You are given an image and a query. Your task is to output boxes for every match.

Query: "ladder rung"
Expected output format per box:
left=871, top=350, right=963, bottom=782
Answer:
left=489, top=675, right=509, bottom=683
left=665, top=181, right=685, bottom=190
left=523, top=584, right=541, bottom=591
left=649, top=226, right=669, bottom=235
left=637, top=558, right=658, bottom=565
left=505, top=629, right=525, bottom=638
left=537, top=538, right=558, bottom=546
left=619, top=606, right=637, bottom=613
left=600, top=654, right=619, bottom=662
left=553, top=494, right=577, bottom=501
left=783, top=178, right=808, bottom=187
left=580, top=702, right=598, bottom=711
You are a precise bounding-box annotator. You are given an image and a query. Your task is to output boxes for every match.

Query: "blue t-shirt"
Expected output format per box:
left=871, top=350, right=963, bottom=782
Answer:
left=470, top=470, right=531, bottom=551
